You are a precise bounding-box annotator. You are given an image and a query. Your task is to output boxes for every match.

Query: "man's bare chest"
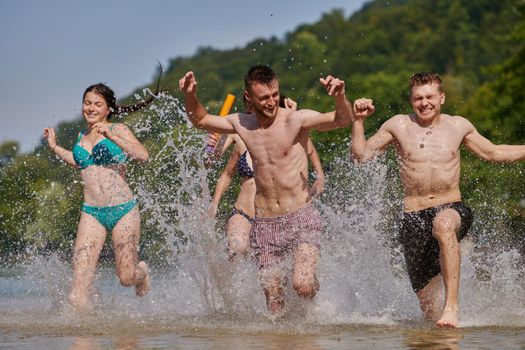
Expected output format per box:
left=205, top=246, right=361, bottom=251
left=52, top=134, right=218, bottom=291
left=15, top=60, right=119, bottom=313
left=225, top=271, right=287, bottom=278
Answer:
left=395, top=128, right=462, bottom=163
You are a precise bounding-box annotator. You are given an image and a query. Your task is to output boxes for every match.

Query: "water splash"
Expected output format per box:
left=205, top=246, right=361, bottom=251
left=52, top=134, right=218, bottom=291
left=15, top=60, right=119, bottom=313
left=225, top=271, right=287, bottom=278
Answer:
left=0, top=94, right=524, bottom=335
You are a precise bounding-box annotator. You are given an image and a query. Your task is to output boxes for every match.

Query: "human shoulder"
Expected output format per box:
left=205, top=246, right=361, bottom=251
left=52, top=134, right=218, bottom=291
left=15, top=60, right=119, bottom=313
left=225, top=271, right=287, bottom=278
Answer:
left=443, top=113, right=471, bottom=124
left=110, top=122, right=130, bottom=133
left=442, top=114, right=475, bottom=133
left=233, top=112, right=258, bottom=131
left=286, top=108, right=318, bottom=127
left=108, top=123, right=138, bottom=141
left=381, top=114, right=410, bottom=131
left=232, top=112, right=254, bottom=124
left=291, top=108, right=318, bottom=118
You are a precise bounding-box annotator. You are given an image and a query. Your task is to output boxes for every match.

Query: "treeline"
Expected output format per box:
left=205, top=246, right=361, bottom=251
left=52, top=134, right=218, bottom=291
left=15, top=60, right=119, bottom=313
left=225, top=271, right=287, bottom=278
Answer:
left=1, top=0, right=524, bottom=260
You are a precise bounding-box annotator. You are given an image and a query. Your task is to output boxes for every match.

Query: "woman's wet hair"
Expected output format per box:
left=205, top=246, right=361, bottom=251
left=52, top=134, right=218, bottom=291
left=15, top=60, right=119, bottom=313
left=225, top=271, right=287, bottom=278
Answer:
left=83, top=63, right=166, bottom=119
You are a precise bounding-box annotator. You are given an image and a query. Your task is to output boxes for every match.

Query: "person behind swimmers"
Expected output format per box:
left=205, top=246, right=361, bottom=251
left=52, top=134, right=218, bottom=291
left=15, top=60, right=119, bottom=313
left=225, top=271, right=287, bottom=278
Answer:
left=43, top=83, right=156, bottom=310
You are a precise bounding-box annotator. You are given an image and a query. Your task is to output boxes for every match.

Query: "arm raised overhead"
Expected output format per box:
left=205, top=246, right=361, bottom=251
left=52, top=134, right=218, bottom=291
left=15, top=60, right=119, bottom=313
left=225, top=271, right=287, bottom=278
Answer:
left=179, top=71, right=236, bottom=134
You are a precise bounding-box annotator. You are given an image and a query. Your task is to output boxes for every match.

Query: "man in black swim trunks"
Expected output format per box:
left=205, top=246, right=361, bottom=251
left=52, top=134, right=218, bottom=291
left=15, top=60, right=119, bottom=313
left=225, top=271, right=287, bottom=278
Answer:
left=350, top=72, right=525, bottom=328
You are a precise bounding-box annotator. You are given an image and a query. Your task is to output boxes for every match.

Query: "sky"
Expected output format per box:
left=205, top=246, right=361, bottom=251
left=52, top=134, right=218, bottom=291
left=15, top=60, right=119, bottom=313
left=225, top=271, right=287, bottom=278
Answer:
left=0, top=0, right=368, bottom=152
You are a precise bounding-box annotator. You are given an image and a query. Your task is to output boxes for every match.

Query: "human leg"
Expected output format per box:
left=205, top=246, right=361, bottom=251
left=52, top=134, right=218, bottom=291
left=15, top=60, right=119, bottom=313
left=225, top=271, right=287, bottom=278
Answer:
left=251, top=216, right=286, bottom=315
left=292, top=242, right=320, bottom=299
left=251, top=204, right=324, bottom=314
left=226, top=211, right=252, bottom=261
left=112, top=205, right=150, bottom=297
left=69, top=212, right=107, bottom=309
left=416, top=274, right=444, bottom=321
left=432, top=208, right=462, bottom=328
left=401, top=203, right=472, bottom=328
left=259, top=264, right=287, bottom=314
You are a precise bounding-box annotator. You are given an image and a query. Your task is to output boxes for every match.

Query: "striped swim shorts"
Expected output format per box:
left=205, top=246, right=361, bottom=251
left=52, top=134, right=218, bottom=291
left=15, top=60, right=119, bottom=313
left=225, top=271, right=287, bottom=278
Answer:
left=250, top=204, right=325, bottom=269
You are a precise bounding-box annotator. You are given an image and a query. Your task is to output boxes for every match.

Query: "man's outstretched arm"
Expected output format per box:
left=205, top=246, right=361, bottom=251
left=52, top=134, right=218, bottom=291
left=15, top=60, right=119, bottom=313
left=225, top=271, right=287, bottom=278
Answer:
left=179, top=71, right=235, bottom=134
left=463, top=121, right=525, bottom=163
left=299, top=75, right=356, bottom=131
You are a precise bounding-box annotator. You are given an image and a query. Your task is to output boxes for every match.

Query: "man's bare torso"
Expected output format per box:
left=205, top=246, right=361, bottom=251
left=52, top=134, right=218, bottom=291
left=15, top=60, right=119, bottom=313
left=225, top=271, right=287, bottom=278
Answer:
left=231, top=108, right=311, bottom=217
left=384, top=113, right=472, bottom=212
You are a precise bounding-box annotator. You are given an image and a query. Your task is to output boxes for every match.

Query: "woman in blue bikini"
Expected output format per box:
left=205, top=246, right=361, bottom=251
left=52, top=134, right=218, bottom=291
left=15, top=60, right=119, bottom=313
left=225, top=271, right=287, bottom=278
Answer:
left=44, top=83, right=152, bottom=309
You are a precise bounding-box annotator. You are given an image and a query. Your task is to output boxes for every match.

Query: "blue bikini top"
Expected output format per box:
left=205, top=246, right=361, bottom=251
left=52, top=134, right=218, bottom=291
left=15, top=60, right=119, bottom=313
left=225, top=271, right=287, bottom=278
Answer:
left=237, top=150, right=254, bottom=178
left=73, top=131, right=127, bottom=169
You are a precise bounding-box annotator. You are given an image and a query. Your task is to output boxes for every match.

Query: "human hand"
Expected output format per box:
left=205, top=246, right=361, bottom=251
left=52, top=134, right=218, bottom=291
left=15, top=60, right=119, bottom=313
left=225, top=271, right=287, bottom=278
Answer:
left=43, top=127, right=57, bottom=149
left=309, top=178, right=325, bottom=198
left=206, top=133, right=220, bottom=149
left=208, top=202, right=218, bottom=218
left=320, top=75, right=345, bottom=97
left=179, top=71, right=198, bottom=94
left=92, top=122, right=112, bottom=138
left=283, top=97, right=297, bottom=111
left=353, top=98, right=375, bottom=120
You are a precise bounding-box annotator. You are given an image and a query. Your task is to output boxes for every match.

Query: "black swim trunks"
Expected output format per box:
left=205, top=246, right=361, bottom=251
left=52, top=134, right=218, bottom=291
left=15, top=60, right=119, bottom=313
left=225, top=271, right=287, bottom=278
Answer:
left=399, top=202, right=473, bottom=292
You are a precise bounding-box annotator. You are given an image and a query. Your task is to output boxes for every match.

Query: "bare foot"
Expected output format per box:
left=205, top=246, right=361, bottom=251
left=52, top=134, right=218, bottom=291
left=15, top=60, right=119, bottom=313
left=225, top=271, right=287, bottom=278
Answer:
left=135, top=261, right=150, bottom=297
left=436, top=305, right=459, bottom=328
left=266, top=302, right=286, bottom=322
left=67, top=292, right=92, bottom=311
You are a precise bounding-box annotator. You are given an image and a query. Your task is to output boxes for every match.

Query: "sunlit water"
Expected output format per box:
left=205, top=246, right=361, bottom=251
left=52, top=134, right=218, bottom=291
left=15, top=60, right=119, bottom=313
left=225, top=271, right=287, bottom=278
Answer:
left=1, top=93, right=524, bottom=349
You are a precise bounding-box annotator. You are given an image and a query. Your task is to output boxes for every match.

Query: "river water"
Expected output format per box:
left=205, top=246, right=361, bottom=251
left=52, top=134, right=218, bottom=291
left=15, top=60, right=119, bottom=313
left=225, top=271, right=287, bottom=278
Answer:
left=1, top=263, right=524, bottom=349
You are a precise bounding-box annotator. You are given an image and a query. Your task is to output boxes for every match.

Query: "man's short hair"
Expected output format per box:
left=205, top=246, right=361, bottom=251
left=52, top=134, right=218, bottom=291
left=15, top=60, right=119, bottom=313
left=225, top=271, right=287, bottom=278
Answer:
left=244, top=65, right=278, bottom=92
left=409, top=72, right=443, bottom=94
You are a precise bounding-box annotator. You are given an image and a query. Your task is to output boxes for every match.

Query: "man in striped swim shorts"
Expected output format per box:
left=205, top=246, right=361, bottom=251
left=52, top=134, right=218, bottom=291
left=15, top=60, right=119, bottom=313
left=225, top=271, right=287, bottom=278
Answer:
left=250, top=203, right=325, bottom=313
left=180, top=65, right=367, bottom=315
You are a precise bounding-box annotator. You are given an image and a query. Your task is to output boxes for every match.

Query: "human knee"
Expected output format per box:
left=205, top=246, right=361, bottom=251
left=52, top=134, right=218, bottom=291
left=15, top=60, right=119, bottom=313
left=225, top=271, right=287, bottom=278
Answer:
left=433, top=213, right=459, bottom=241
left=227, top=229, right=250, bottom=256
left=433, top=215, right=457, bottom=233
left=117, top=269, right=136, bottom=287
left=229, top=242, right=250, bottom=257
left=293, top=278, right=319, bottom=299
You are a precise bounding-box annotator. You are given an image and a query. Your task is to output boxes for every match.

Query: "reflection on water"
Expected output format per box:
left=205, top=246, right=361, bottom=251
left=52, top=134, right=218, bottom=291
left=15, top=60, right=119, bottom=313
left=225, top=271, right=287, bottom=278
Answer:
left=1, top=263, right=524, bottom=350
left=68, top=336, right=141, bottom=350
left=403, top=329, right=462, bottom=350
left=1, top=327, right=525, bottom=350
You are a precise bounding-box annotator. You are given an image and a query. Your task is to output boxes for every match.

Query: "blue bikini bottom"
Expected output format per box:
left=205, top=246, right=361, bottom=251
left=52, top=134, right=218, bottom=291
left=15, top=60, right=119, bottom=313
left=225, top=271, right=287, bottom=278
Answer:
left=81, top=198, right=138, bottom=231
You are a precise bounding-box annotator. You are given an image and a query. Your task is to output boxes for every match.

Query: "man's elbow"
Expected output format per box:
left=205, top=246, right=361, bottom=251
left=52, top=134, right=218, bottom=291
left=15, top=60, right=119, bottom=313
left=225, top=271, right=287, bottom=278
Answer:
left=136, top=149, right=150, bottom=163
left=351, top=150, right=369, bottom=164
left=351, top=154, right=365, bottom=164
left=194, top=119, right=209, bottom=130
left=188, top=112, right=209, bottom=130
left=336, top=113, right=353, bottom=128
